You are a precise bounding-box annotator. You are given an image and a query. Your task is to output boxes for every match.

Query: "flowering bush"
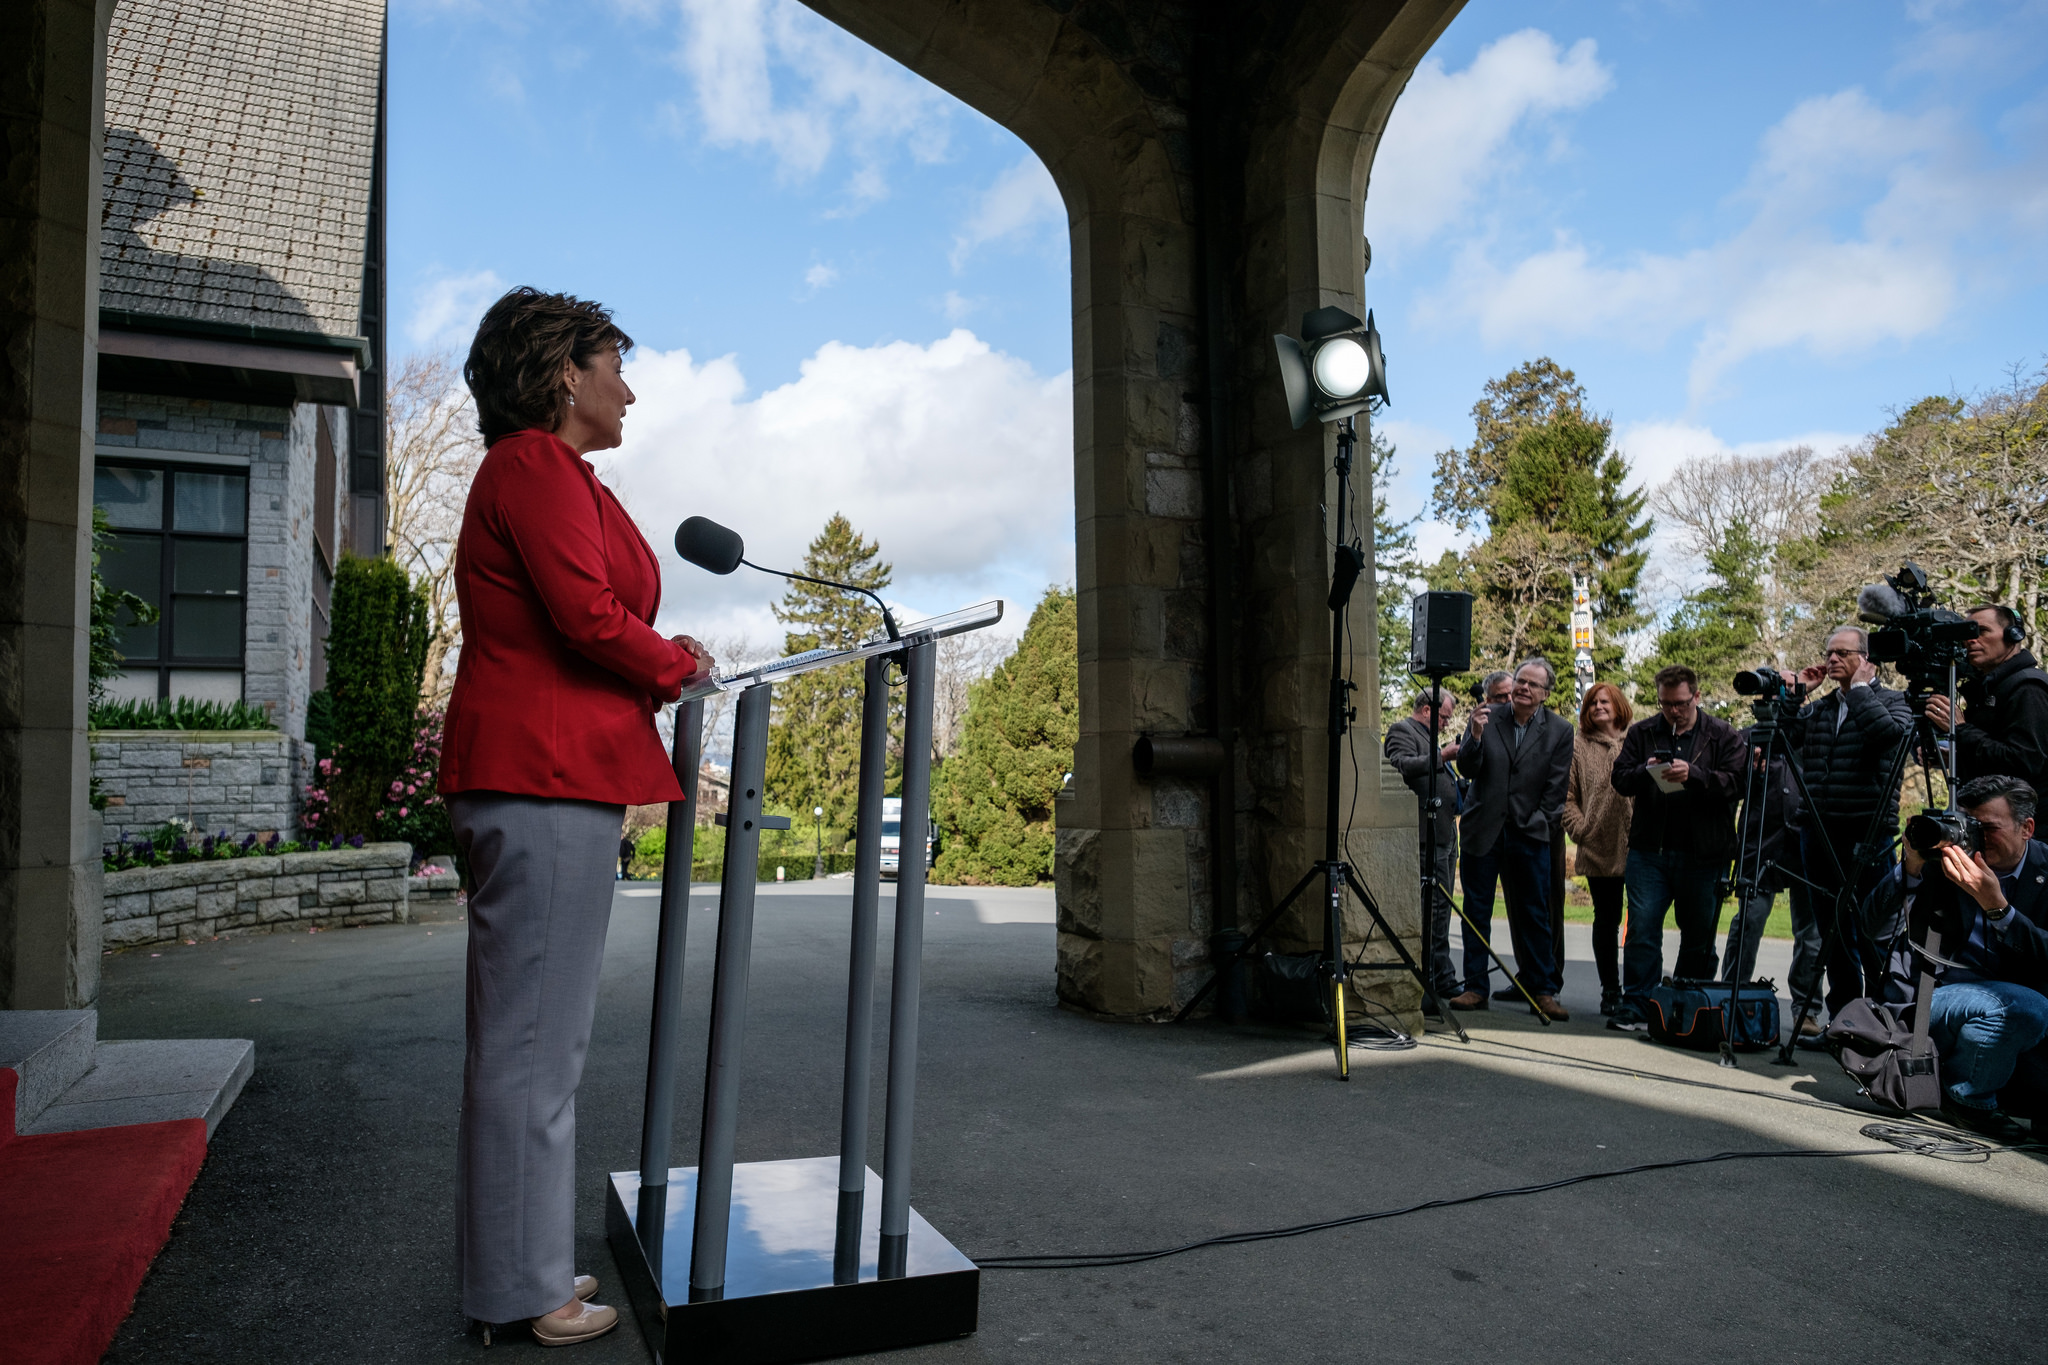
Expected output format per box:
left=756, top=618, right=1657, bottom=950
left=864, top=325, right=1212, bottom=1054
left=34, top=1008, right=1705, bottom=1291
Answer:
left=103, top=819, right=361, bottom=872
left=304, top=710, right=454, bottom=862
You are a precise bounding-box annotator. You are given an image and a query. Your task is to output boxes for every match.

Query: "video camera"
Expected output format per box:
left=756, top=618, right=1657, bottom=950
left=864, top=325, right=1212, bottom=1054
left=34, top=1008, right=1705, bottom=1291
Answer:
left=1732, top=663, right=1807, bottom=721
left=1856, top=562, right=1982, bottom=688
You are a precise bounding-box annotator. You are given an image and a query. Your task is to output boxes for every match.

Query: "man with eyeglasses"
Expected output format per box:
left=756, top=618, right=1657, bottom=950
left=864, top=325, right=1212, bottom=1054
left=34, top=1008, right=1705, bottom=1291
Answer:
left=1449, top=658, right=1576, bottom=1020
left=1786, top=625, right=1914, bottom=1024
left=1608, top=664, right=1745, bottom=1032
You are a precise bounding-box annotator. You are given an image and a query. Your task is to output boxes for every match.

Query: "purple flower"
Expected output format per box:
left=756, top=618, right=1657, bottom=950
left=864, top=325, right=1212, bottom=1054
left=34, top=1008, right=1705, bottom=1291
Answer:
left=348, top=834, right=365, bottom=849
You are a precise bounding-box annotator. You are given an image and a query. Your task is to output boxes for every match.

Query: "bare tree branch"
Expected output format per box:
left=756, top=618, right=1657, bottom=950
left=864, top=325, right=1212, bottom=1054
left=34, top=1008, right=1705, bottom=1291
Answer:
left=384, top=353, right=485, bottom=704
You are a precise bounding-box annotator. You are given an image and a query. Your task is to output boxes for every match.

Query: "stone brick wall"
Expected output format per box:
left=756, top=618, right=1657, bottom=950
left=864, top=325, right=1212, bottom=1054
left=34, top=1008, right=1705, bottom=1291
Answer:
left=93, top=729, right=313, bottom=845
left=97, top=391, right=350, bottom=740
left=103, top=842, right=410, bottom=947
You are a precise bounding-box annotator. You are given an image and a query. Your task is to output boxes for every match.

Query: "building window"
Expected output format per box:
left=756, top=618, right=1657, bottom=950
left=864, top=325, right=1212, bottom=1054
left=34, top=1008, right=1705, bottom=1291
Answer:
left=94, top=459, right=248, bottom=703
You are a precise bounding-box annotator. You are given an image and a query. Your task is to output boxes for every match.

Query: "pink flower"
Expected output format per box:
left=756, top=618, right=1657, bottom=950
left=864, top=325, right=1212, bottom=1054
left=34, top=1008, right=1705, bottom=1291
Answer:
left=399, top=807, right=409, bottom=817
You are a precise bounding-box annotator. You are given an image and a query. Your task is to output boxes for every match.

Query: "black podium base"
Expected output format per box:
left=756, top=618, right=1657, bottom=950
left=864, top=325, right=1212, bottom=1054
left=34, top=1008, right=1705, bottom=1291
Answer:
left=605, top=1157, right=979, bottom=1365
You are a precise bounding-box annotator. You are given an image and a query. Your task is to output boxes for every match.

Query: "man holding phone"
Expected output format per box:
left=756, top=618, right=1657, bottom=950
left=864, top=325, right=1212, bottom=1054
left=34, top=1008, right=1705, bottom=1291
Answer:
left=1608, top=665, right=1745, bottom=1031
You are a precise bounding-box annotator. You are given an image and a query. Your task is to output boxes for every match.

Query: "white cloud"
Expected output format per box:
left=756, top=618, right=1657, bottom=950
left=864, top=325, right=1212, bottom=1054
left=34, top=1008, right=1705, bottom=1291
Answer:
left=673, top=0, right=952, bottom=203
left=1365, top=29, right=1612, bottom=250
left=602, top=330, right=1073, bottom=644
left=1611, top=419, right=1863, bottom=496
left=1424, top=84, right=2048, bottom=402
left=405, top=269, right=505, bottom=352
left=940, top=290, right=977, bottom=321
left=802, top=262, right=839, bottom=291
left=950, top=156, right=1063, bottom=270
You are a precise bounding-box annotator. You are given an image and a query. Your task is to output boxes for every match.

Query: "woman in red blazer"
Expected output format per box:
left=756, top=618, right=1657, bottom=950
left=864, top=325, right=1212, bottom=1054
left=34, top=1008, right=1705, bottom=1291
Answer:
left=441, top=288, right=712, bottom=1347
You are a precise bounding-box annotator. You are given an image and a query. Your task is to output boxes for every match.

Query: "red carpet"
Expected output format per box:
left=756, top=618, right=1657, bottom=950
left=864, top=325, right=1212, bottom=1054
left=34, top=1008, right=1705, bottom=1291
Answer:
left=0, top=1068, right=208, bottom=1365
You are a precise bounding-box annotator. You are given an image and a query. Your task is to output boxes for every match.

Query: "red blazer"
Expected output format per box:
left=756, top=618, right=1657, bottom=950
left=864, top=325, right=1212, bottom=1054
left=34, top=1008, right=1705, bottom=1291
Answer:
left=438, top=429, right=695, bottom=806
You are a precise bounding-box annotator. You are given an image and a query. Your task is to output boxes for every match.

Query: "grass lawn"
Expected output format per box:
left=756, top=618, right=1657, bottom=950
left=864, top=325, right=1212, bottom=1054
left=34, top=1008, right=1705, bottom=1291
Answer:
left=1554, top=878, right=1796, bottom=939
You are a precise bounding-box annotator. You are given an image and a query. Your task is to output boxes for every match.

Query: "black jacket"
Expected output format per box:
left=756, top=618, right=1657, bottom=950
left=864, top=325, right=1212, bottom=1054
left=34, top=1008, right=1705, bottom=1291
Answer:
left=1734, top=725, right=1803, bottom=894
left=1784, top=682, right=1912, bottom=833
left=1455, top=703, right=1573, bottom=859
left=1863, top=838, right=2048, bottom=999
left=1384, top=715, right=1458, bottom=848
left=1955, top=648, right=2048, bottom=790
left=1611, top=711, right=1744, bottom=863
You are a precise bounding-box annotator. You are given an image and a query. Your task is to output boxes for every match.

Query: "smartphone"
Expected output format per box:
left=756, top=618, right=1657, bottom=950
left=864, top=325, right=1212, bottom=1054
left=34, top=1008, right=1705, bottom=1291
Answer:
left=1652, top=748, right=1674, bottom=764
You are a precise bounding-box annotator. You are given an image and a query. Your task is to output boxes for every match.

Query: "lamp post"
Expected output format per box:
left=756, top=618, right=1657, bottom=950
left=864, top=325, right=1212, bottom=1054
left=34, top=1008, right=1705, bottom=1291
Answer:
left=813, top=805, right=825, bottom=880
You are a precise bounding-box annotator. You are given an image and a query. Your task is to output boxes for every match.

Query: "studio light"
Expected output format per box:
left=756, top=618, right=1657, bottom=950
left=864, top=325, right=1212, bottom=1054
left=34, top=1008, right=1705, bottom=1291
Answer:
left=1273, top=305, right=1389, bottom=429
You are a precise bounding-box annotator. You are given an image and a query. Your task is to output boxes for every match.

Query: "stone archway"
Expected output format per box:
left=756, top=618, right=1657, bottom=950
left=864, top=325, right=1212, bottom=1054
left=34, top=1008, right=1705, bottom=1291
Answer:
left=799, top=1, right=1466, bottom=1019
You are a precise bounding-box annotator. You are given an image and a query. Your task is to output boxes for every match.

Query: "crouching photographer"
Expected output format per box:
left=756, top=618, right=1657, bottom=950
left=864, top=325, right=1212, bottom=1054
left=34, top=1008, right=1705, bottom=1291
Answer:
left=1863, top=775, right=2048, bottom=1142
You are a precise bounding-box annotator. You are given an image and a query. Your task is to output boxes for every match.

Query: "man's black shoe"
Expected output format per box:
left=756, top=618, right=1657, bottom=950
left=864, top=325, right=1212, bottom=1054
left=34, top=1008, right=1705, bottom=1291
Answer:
left=1606, top=1007, right=1648, bottom=1033
left=1491, top=986, right=1523, bottom=1002
left=1599, top=989, right=1621, bottom=1017
left=1941, top=1100, right=2029, bottom=1145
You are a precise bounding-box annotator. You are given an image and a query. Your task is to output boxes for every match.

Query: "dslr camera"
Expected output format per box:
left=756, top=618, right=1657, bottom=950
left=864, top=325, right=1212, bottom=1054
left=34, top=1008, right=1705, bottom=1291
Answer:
left=1904, top=806, right=1983, bottom=858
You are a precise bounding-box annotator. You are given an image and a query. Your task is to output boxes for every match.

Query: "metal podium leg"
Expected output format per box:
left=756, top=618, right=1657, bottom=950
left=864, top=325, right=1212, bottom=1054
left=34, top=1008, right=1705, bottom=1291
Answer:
left=636, top=697, right=705, bottom=1271
left=835, top=656, right=891, bottom=1283
left=879, top=640, right=936, bottom=1279
left=689, top=683, right=771, bottom=1303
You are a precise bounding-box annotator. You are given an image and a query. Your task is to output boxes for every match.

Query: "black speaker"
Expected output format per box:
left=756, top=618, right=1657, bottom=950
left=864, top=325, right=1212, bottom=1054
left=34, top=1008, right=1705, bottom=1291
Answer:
left=1410, top=590, right=1473, bottom=675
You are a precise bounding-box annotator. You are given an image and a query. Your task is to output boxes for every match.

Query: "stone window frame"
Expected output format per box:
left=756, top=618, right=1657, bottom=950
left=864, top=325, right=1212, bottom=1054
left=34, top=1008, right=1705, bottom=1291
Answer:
left=94, top=449, right=251, bottom=701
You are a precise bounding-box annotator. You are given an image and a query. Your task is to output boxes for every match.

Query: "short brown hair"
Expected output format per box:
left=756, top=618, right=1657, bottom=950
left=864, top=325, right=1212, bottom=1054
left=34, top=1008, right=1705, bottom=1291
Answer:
left=1578, top=681, right=1632, bottom=731
left=1653, top=663, right=1698, bottom=694
left=465, top=287, right=635, bottom=445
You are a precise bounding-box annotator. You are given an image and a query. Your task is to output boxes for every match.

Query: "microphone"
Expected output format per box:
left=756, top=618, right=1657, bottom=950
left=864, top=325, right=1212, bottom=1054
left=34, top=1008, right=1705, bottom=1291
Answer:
left=1857, top=581, right=1911, bottom=625
left=672, top=516, right=901, bottom=642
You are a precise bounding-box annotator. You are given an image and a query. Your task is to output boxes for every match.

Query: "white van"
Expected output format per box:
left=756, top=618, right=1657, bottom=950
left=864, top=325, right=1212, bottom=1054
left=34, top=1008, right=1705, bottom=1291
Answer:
left=879, top=797, right=936, bottom=880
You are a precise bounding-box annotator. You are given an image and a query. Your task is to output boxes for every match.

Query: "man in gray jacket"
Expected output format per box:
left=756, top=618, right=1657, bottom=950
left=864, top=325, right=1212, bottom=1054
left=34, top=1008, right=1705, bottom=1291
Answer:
left=1385, top=687, right=1463, bottom=1006
left=1451, top=657, right=1577, bottom=1020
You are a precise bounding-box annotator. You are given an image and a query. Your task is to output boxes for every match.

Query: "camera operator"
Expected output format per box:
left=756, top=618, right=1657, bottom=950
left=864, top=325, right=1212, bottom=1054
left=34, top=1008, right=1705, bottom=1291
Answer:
left=1787, top=625, right=1914, bottom=1019
left=1385, top=688, right=1464, bottom=1008
left=1447, top=672, right=1511, bottom=1008
left=1607, top=665, right=1744, bottom=1032
left=1449, top=658, right=1575, bottom=1021
left=1862, top=775, right=2048, bottom=1141
left=1920, top=604, right=2048, bottom=791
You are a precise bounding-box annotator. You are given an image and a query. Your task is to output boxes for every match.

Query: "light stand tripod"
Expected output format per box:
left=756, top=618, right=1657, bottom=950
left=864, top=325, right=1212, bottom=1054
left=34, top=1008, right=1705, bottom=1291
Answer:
left=1175, top=416, right=1466, bottom=1075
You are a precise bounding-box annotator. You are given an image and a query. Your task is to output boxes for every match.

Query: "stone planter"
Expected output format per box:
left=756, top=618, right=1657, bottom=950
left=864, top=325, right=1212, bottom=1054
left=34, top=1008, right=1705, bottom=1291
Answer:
left=103, top=842, right=410, bottom=948
left=91, top=729, right=315, bottom=845
left=407, top=856, right=461, bottom=909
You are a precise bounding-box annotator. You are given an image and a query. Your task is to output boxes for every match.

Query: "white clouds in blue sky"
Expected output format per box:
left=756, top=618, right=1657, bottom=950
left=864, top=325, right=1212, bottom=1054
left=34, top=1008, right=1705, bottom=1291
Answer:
left=388, top=0, right=2048, bottom=637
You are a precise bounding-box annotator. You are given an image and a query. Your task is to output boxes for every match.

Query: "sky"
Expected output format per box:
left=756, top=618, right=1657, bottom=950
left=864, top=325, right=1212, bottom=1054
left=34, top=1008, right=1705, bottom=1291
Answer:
left=388, top=0, right=2048, bottom=646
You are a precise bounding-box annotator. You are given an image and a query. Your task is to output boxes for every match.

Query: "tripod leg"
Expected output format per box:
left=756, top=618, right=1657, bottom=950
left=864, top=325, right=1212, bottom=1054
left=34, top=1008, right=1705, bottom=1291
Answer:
left=1172, top=866, right=1319, bottom=1024
left=1332, top=975, right=1349, bottom=1078
left=1344, top=866, right=1471, bottom=1043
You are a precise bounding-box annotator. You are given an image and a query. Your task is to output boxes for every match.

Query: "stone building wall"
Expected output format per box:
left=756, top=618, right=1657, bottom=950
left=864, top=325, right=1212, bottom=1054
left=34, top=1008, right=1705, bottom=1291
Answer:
left=93, top=730, right=313, bottom=845
left=96, top=391, right=349, bottom=740
left=102, top=842, right=410, bottom=947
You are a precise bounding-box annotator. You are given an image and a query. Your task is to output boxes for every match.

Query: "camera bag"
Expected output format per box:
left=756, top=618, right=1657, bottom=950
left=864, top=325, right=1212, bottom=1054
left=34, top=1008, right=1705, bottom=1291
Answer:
left=1645, top=977, right=1780, bottom=1052
left=1825, top=927, right=1944, bottom=1112
left=1249, top=951, right=1332, bottom=1025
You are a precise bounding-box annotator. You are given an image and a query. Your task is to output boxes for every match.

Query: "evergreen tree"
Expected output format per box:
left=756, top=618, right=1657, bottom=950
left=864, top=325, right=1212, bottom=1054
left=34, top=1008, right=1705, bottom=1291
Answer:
left=763, top=515, right=893, bottom=843
left=1368, top=427, right=1420, bottom=713
left=932, top=586, right=1078, bottom=886
left=1647, top=520, right=1768, bottom=716
left=326, top=555, right=429, bottom=833
left=1432, top=361, right=1652, bottom=686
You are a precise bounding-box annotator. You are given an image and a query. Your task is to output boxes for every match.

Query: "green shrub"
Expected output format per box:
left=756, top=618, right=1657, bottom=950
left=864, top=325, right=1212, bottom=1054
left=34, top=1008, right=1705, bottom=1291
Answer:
left=88, top=505, right=159, bottom=710
left=324, top=556, right=429, bottom=833
left=90, top=696, right=274, bottom=731
left=101, top=821, right=365, bottom=872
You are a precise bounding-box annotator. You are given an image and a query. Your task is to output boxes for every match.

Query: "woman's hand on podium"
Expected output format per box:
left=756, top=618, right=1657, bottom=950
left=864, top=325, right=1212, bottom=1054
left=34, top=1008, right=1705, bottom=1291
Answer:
left=673, top=635, right=717, bottom=676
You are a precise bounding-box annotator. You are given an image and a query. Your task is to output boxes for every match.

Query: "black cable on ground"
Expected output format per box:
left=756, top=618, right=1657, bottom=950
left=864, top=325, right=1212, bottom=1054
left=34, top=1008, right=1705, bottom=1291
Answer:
left=975, top=1127, right=2036, bottom=1270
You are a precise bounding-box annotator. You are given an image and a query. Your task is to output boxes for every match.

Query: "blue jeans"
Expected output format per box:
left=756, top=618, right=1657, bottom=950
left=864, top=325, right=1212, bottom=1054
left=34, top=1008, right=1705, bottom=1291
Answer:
left=1927, top=978, right=2048, bottom=1112
left=1460, top=832, right=1559, bottom=997
left=1621, top=848, right=1722, bottom=1007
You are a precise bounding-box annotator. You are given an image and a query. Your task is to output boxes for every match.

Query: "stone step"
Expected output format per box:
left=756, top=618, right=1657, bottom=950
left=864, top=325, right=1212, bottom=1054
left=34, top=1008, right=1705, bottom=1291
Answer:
left=22, top=1038, right=254, bottom=1141
left=0, top=1009, right=99, bottom=1130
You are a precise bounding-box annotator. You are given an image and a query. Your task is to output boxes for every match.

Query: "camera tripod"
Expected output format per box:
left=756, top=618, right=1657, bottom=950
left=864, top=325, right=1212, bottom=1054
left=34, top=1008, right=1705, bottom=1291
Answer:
left=1174, top=416, right=1466, bottom=1077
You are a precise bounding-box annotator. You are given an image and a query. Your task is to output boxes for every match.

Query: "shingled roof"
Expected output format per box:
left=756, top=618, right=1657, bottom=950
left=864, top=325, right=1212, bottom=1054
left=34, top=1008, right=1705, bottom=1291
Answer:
left=101, top=0, right=385, bottom=340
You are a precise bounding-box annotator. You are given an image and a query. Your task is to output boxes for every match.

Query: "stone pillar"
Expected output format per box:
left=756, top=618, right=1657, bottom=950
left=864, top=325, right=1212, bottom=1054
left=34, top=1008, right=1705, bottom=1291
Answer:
left=803, top=1, right=1463, bottom=1019
left=0, top=0, right=118, bottom=1009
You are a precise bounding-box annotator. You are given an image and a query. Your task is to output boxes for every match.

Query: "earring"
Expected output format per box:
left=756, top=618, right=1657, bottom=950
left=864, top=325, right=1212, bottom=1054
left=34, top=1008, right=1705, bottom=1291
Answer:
left=567, top=393, right=577, bottom=406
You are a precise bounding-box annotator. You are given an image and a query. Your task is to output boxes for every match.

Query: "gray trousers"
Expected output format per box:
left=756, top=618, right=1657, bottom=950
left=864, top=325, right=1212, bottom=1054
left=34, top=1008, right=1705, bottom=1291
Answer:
left=450, top=792, right=625, bottom=1323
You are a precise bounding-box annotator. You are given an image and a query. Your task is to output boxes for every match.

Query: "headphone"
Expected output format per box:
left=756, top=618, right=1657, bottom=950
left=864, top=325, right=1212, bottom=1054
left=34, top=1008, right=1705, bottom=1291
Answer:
left=2006, top=619, right=2028, bottom=646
